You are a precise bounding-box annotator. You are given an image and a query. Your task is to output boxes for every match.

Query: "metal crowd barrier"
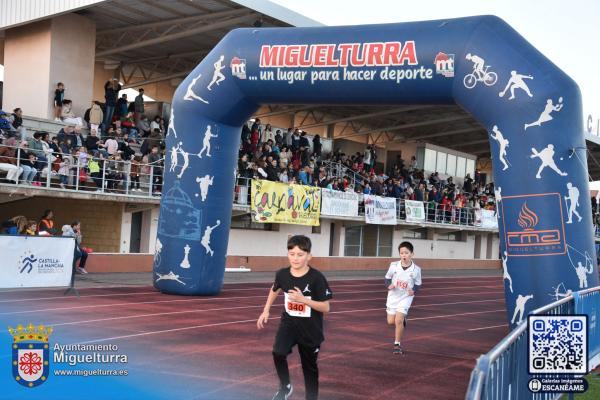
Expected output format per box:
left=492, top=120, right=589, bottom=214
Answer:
left=465, top=286, right=600, bottom=400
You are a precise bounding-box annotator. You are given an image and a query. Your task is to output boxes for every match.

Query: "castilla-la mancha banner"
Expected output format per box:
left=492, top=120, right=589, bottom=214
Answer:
left=251, top=180, right=321, bottom=226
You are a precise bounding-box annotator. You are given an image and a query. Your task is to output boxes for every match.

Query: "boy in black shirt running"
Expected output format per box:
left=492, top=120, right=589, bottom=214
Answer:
left=257, top=235, right=333, bottom=400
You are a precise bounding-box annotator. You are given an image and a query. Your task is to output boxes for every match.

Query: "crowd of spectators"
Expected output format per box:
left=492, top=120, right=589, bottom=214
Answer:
left=0, top=80, right=166, bottom=194
left=0, top=209, right=89, bottom=274
left=237, top=121, right=497, bottom=211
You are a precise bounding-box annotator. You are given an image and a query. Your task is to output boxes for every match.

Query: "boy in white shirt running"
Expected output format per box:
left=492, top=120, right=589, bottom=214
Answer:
left=385, top=241, right=422, bottom=355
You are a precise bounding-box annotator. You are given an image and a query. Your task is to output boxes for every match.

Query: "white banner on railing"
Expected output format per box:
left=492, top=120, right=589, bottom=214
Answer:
left=364, top=195, right=397, bottom=225
left=405, top=200, right=425, bottom=222
left=0, top=236, right=75, bottom=288
left=481, top=209, right=499, bottom=229
left=321, top=189, right=359, bottom=217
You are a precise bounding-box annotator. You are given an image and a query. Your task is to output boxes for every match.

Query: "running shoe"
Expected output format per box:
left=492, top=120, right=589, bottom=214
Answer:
left=272, top=383, right=293, bottom=400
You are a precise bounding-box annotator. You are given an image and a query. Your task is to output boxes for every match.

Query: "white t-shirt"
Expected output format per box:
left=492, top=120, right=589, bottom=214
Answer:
left=385, top=261, right=422, bottom=307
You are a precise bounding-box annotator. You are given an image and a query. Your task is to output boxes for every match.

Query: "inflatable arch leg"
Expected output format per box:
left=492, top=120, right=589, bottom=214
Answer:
left=153, top=16, right=598, bottom=328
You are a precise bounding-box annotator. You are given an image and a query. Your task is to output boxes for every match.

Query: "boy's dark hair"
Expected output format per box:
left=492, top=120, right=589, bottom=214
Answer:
left=287, top=235, right=312, bottom=253
left=398, top=241, right=414, bottom=253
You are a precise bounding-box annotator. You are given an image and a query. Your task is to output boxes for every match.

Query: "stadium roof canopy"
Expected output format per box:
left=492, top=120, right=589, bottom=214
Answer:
left=3, top=0, right=599, bottom=178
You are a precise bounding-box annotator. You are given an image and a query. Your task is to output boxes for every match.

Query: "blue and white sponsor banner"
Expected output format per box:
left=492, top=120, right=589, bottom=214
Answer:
left=0, top=236, right=75, bottom=288
left=405, top=200, right=425, bottom=223
left=321, top=188, right=359, bottom=217
left=364, top=195, right=397, bottom=225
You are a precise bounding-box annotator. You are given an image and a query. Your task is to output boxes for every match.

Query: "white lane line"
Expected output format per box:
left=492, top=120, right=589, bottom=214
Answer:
left=0, top=279, right=502, bottom=303
left=468, top=324, right=507, bottom=331
left=47, top=298, right=504, bottom=328
left=74, top=308, right=506, bottom=345
left=0, top=289, right=503, bottom=316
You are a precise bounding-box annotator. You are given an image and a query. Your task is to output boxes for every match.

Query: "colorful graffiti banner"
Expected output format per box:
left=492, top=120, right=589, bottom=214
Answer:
left=251, top=180, right=321, bottom=226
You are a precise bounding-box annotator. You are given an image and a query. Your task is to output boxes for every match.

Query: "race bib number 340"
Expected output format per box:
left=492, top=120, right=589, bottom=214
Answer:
left=284, top=293, right=312, bottom=317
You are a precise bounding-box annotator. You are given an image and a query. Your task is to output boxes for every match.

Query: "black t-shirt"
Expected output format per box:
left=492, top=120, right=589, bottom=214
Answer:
left=272, top=266, right=333, bottom=346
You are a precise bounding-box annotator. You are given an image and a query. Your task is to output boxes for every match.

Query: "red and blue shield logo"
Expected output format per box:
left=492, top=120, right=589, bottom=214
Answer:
left=9, top=324, right=52, bottom=388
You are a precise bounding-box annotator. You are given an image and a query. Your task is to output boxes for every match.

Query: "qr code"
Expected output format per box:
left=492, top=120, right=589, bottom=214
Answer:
left=528, top=315, right=587, bottom=374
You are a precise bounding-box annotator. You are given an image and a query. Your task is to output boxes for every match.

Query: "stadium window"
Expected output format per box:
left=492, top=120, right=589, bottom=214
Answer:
left=230, top=214, right=274, bottom=231
left=344, top=225, right=392, bottom=257
left=403, top=228, right=428, bottom=239
left=312, top=225, right=321, bottom=234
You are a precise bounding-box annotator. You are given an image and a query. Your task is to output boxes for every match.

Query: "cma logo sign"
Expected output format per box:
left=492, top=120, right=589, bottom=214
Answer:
left=502, top=193, right=566, bottom=257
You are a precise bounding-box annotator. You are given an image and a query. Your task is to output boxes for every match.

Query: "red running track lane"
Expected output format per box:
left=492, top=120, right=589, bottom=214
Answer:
left=0, top=277, right=509, bottom=399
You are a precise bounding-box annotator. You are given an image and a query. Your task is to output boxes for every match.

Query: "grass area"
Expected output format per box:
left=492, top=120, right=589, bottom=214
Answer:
left=574, top=373, right=600, bottom=399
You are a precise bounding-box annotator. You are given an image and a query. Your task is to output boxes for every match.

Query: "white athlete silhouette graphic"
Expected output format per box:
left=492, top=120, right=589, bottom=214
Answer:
left=511, top=294, right=533, bottom=325
left=550, top=282, right=572, bottom=301
left=198, top=125, right=218, bottom=158
left=564, top=182, right=582, bottom=224
left=530, top=144, right=567, bottom=179
left=155, top=271, right=185, bottom=285
left=201, top=220, right=221, bottom=256
left=303, top=284, right=311, bottom=293
left=499, top=70, right=533, bottom=100
left=501, top=251, right=513, bottom=293
left=463, top=53, right=497, bottom=89
left=207, top=55, right=226, bottom=91
left=183, top=74, right=209, bottom=104
left=180, top=244, right=191, bottom=269
left=490, top=125, right=510, bottom=170
left=177, top=147, right=189, bottom=179
left=170, top=142, right=181, bottom=172
left=524, top=97, right=564, bottom=130
left=195, top=175, right=214, bottom=202
left=154, top=238, right=162, bottom=266
left=575, top=261, right=593, bottom=288
left=494, top=186, right=502, bottom=204
left=167, top=108, right=177, bottom=138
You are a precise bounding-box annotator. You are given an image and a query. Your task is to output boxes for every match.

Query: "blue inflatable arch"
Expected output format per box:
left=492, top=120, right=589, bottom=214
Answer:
left=154, top=15, right=598, bottom=327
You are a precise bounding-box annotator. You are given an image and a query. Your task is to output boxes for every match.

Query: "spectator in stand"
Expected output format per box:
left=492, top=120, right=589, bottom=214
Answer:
left=88, top=101, right=103, bottom=132
left=85, top=128, right=106, bottom=155
left=265, top=158, right=279, bottom=181
left=18, top=141, right=37, bottom=185
left=116, top=94, right=128, bottom=119
left=291, top=128, right=301, bottom=150
left=285, top=127, right=293, bottom=147
left=250, top=125, right=260, bottom=153
left=141, top=129, right=163, bottom=155
left=58, top=156, right=71, bottom=189
left=61, top=221, right=88, bottom=274
left=88, top=152, right=104, bottom=191
left=150, top=116, right=161, bottom=133
left=26, top=220, right=37, bottom=235
left=312, top=134, right=322, bottom=158
left=0, top=136, right=22, bottom=184
left=118, top=133, right=135, bottom=160
left=251, top=118, right=261, bottom=135
left=130, top=155, right=141, bottom=192
left=298, top=166, right=312, bottom=186
left=256, top=161, right=268, bottom=180
left=103, top=78, right=121, bottom=133
left=104, top=136, right=119, bottom=157
left=148, top=145, right=163, bottom=194
left=134, top=89, right=145, bottom=123
left=1, top=215, right=28, bottom=235
left=279, top=146, right=291, bottom=167
left=61, top=100, right=84, bottom=126
left=72, top=126, right=86, bottom=148
left=8, top=108, right=27, bottom=139
left=56, top=125, right=73, bottom=144
left=137, top=115, right=151, bottom=137
left=53, top=82, right=65, bottom=121
left=299, top=131, right=310, bottom=149
left=262, top=123, right=274, bottom=144
left=275, top=129, right=283, bottom=146
left=106, top=153, right=125, bottom=192
left=27, top=131, right=48, bottom=172
left=37, top=209, right=56, bottom=236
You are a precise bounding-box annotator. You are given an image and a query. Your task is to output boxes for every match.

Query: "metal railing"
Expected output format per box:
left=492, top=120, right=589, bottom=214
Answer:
left=465, top=286, right=600, bottom=400
left=233, top=177, right=496, bottom=229
left=0, top=143, right=164, bottom=198
left=321, top=160, right=364, bottom=189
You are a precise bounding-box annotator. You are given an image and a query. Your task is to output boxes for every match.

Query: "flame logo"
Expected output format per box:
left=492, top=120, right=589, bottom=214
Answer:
left=517, top=202, right=539, bottom=230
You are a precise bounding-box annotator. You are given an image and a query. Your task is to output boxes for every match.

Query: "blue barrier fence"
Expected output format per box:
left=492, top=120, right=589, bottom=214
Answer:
left=465, top=286, right=600, bottom=400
